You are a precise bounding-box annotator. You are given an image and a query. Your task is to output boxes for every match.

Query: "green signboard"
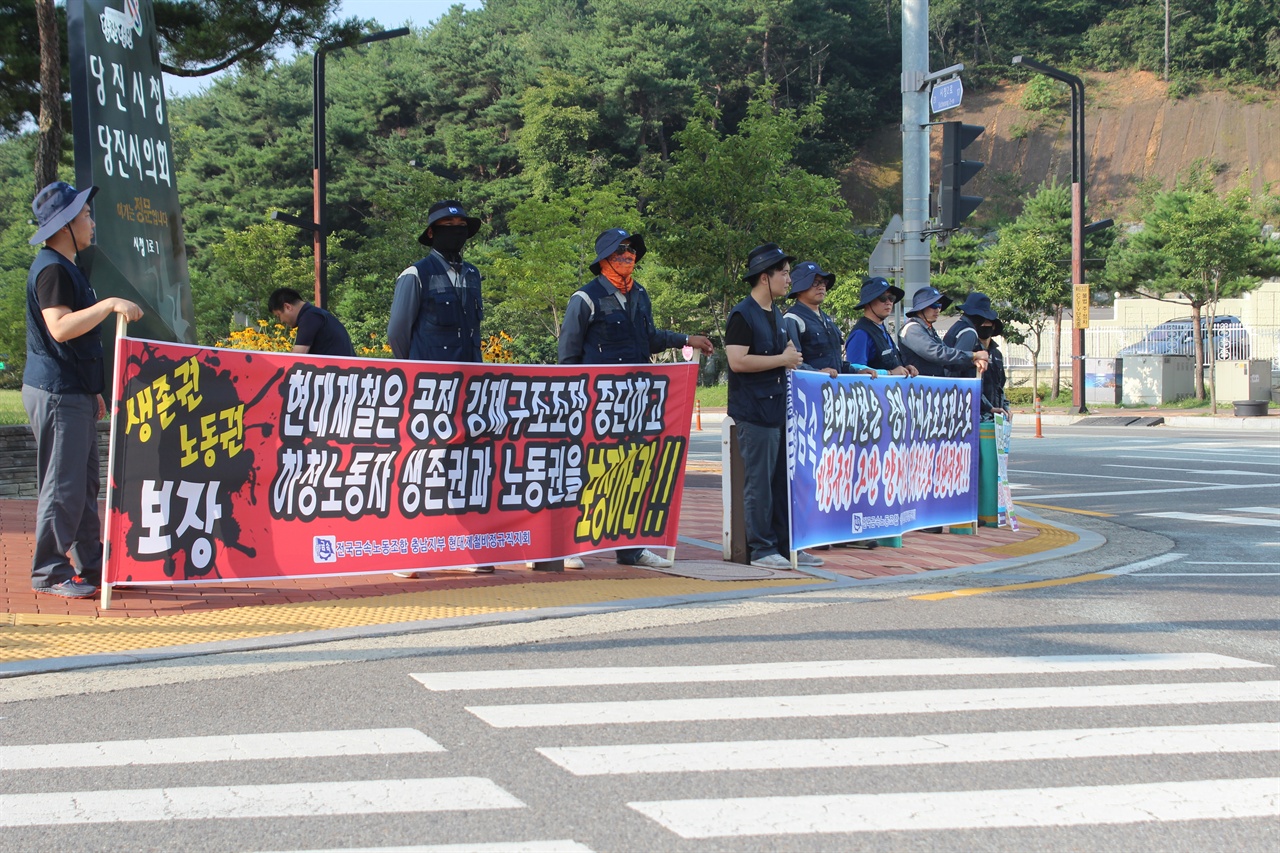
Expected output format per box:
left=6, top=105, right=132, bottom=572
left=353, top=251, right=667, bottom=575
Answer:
left=66, top=0, right=195, bottom=348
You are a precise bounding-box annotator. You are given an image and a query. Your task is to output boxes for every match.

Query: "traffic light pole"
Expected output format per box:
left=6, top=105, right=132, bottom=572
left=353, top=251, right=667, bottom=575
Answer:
left=900, top=0, right=931, bottom=308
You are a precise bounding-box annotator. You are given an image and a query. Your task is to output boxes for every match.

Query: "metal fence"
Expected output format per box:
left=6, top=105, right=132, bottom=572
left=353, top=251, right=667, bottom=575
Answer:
left=1003, top=324, right=1280, bottom=371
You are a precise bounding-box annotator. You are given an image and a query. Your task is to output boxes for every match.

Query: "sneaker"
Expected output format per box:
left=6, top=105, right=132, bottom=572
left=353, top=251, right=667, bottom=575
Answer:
left=631, top=549, right=674, bottom=569
left=564, top=556, right=585, bottom=569
left=392, top=570, right=419, bottom=579
left=749, top=553, right=793, bottom=570
left=35, top=577, right=98, bottom=599
left=794, top=550, right=825, bottom=568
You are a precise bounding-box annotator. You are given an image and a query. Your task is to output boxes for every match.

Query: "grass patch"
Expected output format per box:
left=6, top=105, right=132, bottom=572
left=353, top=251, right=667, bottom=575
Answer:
left=696, top=384, right=728, bottom=408
left=0, top=389, right=28, bottom=425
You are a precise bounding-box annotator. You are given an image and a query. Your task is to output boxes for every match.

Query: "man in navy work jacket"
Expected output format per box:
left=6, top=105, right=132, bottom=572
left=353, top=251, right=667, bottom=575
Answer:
left=387, top=200, right=493, bottom=576
left=268, top=288, right=355, bottom=357
left=725, top=243, right=824, bottom=571
left=24, top=182, right=143, bottom=599
left=844, top=276, right=917, bottom=377
left=783, top=261, right=879, bottom=378
left=558, top=227, right=714, bottom=570
left=388, top=200, right=484, bottom=363
left=899, top=285, right=988, bottom=378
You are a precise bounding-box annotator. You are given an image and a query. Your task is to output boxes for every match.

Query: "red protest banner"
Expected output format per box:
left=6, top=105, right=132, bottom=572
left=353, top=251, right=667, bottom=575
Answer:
left=104, top=338, right=696, bottom=585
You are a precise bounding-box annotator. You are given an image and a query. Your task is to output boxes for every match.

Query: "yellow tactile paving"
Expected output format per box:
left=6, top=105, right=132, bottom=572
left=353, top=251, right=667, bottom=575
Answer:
left=981, top=518, right=1077, bottom=557
left=0, top=577, right=817, bottom=664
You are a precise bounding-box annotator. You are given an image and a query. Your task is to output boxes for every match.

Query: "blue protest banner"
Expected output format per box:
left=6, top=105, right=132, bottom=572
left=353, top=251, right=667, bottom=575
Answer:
left=787, top=371, right=980, bottom=550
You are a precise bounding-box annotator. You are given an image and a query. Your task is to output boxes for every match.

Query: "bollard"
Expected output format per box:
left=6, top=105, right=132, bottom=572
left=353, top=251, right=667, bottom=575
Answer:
left=1034, top=396, right=1044, bottom=439
left=695, top=399, right=702, bottom=431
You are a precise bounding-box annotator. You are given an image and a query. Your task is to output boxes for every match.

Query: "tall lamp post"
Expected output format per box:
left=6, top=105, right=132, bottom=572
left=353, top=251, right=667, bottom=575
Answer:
left=1011, top=55, right=1089, bottom=414
left=275, top=27, right=410, bottom=310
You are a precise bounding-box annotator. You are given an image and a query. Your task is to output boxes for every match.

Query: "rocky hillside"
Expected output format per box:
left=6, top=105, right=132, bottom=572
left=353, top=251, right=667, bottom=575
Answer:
left=842, top=71, right=1280, bottom=226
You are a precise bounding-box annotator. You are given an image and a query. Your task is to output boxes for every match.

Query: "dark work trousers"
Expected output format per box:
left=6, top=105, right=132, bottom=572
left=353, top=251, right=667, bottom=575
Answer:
left=736, top=419, right=790, bottom=561
left=615, top=547, right=644, bottom=564
left=22, top=387, right=103, bottom=588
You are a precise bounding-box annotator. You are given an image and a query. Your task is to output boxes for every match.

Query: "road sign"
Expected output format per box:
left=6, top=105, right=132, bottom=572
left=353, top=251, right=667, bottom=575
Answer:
left=931, top=77, right=964, bottom=113
left=1073, top=284, right=1091, bottom=329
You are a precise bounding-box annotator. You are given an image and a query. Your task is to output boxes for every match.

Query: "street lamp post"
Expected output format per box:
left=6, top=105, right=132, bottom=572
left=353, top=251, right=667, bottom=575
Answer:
left=275, top=28, right=411, bottom=310
left=1012, top=55, right=1088, bottom=414
left=313, top=27, right=410, bottom=308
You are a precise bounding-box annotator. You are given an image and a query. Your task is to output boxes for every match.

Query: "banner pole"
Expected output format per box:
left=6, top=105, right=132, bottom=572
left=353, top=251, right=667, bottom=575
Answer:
left=100, top=314, right=128, bottom=611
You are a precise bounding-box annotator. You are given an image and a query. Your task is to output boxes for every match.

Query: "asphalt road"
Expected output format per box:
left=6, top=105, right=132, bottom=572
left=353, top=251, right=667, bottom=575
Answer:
left=1, top=424, right=1276, bottom=852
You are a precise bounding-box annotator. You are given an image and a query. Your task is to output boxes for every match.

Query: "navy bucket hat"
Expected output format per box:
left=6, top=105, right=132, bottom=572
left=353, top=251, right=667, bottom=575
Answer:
left=905, top=286, right=952, bottom=316
left=855, top=276, right=905, bottom=309
left=957, top=292, right=1004, bottom=335
left=742, top=243, right=795, bottom=281
left=418, top=200, right=482, bottom=246
left=30, top=181, right=97, bottom=246
left=787, top=261, right=835, bottom=298
left=590, top=228, right=647, bottom=275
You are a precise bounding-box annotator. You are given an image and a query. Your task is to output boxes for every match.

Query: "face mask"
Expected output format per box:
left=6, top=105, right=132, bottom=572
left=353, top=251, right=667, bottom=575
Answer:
left=431, top=225, right=469, bottom=253
left=977, top=322, right=995, bottom=337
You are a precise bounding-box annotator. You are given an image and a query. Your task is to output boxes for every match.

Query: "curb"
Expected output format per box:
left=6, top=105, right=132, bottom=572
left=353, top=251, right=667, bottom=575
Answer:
left=0, top=510, right=1101, bottom=679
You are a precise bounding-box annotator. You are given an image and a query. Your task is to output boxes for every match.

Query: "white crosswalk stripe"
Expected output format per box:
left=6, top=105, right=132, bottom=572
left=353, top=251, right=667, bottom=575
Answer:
left=0, top=728, right=444, bottom=770
left=411, top=652, right=1267, bottom=691
left=538, top=722, right=1280, bottom=775
left=627, top=778, right=1280, bottom=838
left=466, top=680, right=1280, bottom=727
left=0, top=778, right=524, bottom=827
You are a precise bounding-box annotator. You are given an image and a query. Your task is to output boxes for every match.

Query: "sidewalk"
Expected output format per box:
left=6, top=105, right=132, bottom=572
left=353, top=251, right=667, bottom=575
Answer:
left=0, top=450, right=1080, bottom=676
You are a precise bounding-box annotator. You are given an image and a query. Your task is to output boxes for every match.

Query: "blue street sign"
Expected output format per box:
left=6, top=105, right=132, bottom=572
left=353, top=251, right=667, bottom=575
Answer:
left=931, top=77, right=964, bottom=113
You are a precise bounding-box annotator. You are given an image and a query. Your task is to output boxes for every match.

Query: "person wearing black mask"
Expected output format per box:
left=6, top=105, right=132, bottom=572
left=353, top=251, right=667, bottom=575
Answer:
left=387, top=200, right=492, bottom=576
left=944, top=292, right=1009, bottom=419
left=388, top=200, right=484, bottom=363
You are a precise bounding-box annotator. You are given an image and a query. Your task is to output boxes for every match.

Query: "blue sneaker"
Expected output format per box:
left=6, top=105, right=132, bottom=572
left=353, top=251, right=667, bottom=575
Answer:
left=35, top=577, right=98, bottom=599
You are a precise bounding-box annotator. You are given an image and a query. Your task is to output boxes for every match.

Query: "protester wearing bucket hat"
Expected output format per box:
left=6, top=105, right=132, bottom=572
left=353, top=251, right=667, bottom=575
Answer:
left=557, top=227, right=713, bottom=571
left=725, top=244, right=823, bottom=571
left=387, top=199, right=492, bottom=576
left=388, top=199, right=485, bottom=364
left=844, top=276, right=916, bottom=377
left=783, top=262, right=878, bottom=378
left=24, top=182, right=143, bottom=599
left=944, top=292, right=1009, bottom=417
left=899, top=285, right=988, bottom=378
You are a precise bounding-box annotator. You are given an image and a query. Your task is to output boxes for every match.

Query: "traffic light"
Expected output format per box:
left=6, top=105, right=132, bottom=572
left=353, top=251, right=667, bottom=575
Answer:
left=939, top=121, right=984, bottom=230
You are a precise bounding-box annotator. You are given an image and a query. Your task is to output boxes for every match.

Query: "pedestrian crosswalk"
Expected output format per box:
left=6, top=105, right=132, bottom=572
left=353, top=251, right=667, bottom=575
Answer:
left=415, top=651, right=1279, bottom=842
left=5, top=653, right=1276, bottom=847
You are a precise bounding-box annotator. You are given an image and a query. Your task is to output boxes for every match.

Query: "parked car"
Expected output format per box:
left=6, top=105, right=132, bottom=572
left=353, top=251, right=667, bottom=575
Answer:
left=1118, top=315, right=1250, bottom=360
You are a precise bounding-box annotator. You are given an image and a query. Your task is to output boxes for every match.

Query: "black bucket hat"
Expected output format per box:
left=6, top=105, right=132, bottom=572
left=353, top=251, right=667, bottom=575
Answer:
left=957, top=292, right=1004, bottom=335
left=905, top=286, right=953, bottom=316
left=418, top=200, right=482, bottom=246
left=742, top=243, right=795, bottom=281
left=30, top=181, right=97, bottom=245
left=590, top=228, right=647, bottom=275
left=787, top=261, right=835, bottom=298
left=855, top=276, right=905, bottom=309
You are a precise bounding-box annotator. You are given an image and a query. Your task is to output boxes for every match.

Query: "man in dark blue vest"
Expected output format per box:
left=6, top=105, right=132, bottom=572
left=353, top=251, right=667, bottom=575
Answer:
left=844, top=276, right=917, bottom=377
left=558, top=227, right=714, bottom=569
left=945, top=292, right=1009, bottom=418
left=388, top=200, right=484, bottom=363
left=783, top=262, right=878, bottom=378
left=268, top=288, right=354, bottom=357
left=726, top=243, right=824, bottom=571
left=387, top=200, right=493, bottom=576
left=24, top=182, right=143, bottom=599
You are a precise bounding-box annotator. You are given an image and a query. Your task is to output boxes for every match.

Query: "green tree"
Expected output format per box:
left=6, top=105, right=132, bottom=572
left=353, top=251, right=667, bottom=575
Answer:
left=978, top=228, right=1068, bottom=400
left=1105, top=177, right=1279, bottom=407
left=193, top=217, right=313, bottom=343
left=644, top=90, right=855, bottom=339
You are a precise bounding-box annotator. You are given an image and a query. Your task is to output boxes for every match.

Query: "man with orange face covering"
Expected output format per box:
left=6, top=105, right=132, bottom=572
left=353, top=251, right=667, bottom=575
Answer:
left=558, top=227, right=713, bottom=569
